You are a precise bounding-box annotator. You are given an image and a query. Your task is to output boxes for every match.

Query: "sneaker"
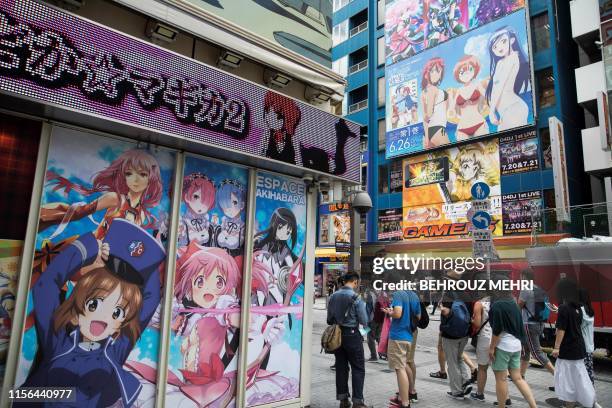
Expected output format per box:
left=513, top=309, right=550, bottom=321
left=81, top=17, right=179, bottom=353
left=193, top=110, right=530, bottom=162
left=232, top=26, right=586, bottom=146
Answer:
left=462, top=384, right=473, bottom=396
left=447, top=392, right=465, bottom=400
left=429, top=371, right=448, bottom=379
left=469, top=392, right=485, bottom=402
left=368, top=357, right=378, bottom=362
left=339, top=399, right=351, bottom=408
left=410, top=392, right=418, bottom=403
left=493, top=398, right=512, bottom=406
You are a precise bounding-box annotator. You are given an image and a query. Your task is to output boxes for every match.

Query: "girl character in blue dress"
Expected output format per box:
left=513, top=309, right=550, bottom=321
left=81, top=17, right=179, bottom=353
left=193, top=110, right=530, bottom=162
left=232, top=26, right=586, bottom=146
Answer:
left=21, top=219, right=165, bottom=407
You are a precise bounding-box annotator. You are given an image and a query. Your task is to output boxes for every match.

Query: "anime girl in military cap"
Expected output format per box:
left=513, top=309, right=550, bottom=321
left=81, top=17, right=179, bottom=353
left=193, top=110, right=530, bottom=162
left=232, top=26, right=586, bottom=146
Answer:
left=21, top=219, right=165, bottom=408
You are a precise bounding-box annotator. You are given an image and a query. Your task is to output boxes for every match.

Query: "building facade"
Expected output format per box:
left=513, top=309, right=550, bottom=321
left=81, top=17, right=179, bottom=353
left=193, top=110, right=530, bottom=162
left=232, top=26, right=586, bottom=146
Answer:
left=327, top=0, right=590, bottom=268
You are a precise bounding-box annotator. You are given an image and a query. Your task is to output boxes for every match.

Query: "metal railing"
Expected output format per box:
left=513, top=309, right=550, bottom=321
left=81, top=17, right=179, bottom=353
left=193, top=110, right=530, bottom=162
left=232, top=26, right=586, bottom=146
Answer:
left=348, top=59, right=368, bottom=74
left=349, top=21, right=367, bottom=37
left=348, top=99, right=367, bottom=113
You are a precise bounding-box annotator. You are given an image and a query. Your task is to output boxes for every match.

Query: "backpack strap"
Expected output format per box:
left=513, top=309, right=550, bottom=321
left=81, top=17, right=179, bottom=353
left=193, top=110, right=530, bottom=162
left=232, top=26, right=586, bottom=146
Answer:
left=338, top=294, right=359, bottom=325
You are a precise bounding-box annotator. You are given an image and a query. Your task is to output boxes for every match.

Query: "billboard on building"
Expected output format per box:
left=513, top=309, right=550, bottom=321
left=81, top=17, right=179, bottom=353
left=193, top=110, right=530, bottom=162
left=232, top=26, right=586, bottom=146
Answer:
left=318, top=203, right=350, bottom=246
left=378, top=208, right=403, bottom=240
left=251, top=172, right=307, bottom=405
left=502, top=190, right=542, bottom=235
left=16, top=126, right=175, bottom=406
left=499, top=128, right=539, bottom=175
left=384, top=0, right=525, bottom=66
left=0, top=0, right=361, bottom=183
left=385, top=9, right=534, bottom=158
left=176, top=0, right=332, bottom=67
left=402, top=139, right=502, bottom=239
left=549, top=117, right=571, bottom=222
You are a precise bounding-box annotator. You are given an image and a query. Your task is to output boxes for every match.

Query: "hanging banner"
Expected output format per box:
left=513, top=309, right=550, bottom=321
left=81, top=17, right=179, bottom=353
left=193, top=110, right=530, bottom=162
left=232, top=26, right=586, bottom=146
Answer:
left=0, top=0, right=361, bottom=182
left=378, top=208, right=403, bottom=241
left=16, top=126, right=175, bottom=407
left=549, top=117, right=571, bottom=222
left=250, top=172, right=306, bottom=406
left=384, top=0, right=526, bottom=65
left=386, top=9, right=535, bottom=158
left=502, top=190, right=542, bottom=235
left=499, top=128, right=539, bottom=175
left=402, top=139, right=503, bottom=239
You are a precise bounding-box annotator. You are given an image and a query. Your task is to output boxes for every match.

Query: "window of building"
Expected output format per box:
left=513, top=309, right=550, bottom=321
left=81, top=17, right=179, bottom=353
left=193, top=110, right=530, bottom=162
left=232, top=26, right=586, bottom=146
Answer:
left=349, top=9, right=368, bottom=37
left=378, top=119, right=386, bottom=151
left=349, top=47, right=368, bottom=74
left=332, top=20, right=349, bottom=46
left=333, top=0, right=351, bottom=13
left=537, top=68, right=556, bottom=108
left=389, top=160, right=402, bottom=193
left=332, top=56, right=348, bottom=77
left=378, top=76, right=385, bottom=107
left=377, top=36, right=385, bottom=66
left=379, top=164, right=389, bottom=194
left=348, top=85, right=368, bottom=113
left=378, top=0, right=385, bottom=27
left=531, top=13, right=551, bottom=53
left=539, top=127, right=553, bottom=168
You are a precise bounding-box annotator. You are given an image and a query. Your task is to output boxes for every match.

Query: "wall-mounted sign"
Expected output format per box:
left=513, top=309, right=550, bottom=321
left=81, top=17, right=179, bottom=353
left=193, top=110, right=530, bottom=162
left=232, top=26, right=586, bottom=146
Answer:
left=378, top=208, right=403, bottom=241
left=0, top=0, right=361, bottom=182
left=502, top=190, right=542, bottom=235
left=499, top=128, right=539, bottom=175
left=549, top=117, right=571, bottom=222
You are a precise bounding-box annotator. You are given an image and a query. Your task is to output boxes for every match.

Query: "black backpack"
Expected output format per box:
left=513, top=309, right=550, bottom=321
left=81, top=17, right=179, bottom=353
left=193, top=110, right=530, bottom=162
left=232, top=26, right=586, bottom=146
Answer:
left=415, top=301, right=429, bottom=329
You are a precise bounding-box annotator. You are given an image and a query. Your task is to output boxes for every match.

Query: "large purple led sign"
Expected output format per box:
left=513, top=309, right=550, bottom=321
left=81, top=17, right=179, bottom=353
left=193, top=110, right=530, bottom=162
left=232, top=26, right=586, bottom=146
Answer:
left=0, top=0, right=360, bottom=182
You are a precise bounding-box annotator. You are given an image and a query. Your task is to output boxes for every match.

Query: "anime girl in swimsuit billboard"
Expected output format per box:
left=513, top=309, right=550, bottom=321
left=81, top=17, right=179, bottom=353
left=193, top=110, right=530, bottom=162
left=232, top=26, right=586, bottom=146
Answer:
left=385, top=8, right=534, bottom=158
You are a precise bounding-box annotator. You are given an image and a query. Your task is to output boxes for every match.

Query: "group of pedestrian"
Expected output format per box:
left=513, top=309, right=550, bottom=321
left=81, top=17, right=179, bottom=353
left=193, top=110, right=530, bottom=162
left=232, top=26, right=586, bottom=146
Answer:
left=326, top=268, right=602, bottom=408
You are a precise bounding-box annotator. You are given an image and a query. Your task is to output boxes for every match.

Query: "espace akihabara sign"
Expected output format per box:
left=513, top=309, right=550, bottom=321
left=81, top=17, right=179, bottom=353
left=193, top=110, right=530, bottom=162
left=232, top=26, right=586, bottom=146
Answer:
left=0, top=0, right=360, bottom=182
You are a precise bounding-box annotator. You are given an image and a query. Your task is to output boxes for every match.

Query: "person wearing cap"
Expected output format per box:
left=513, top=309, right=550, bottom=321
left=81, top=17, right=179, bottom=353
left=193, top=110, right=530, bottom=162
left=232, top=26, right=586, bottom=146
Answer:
left=21, top=219, right=165, bottom=407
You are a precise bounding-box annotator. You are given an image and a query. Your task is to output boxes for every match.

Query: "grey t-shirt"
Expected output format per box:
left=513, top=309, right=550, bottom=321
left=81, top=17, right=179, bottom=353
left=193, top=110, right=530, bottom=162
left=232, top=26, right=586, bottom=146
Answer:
left=519, top=289, right=537, bottom=324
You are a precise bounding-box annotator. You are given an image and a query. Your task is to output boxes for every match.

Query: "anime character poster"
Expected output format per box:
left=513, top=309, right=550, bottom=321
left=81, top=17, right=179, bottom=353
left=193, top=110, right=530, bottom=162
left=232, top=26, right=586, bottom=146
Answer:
left=249, top=172, right=307, bottom=406
left=332, top=212, right=351, bottom=246
left=502, top=190, right=542, bottom=234
left=0, top=240, right=21, bottom=378
left=402, top=140, right=503, bottom=239
left=320, top=214, right=330, bottom=245
left=16, top=126, right=174, bottom=407
left=130, top=155, right=248, bottom=408
left=386, top=9, right=534, bottom=158
left=499, top=128, right=539, bottom=175
left=385, top=0, right=525, bottom=65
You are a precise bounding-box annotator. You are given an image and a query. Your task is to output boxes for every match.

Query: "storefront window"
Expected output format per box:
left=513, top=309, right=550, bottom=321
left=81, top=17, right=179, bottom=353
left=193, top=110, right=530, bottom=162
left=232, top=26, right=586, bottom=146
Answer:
left=537, top=68, right=556, bottom=108
left=531, top=13, right=551, bottom=53
left=379, top=164, right=389, bottom=193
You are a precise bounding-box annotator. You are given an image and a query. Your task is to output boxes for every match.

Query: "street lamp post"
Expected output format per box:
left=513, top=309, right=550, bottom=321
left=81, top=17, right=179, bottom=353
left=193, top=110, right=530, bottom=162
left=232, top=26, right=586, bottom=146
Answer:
left=346, top=190, right=373, bottom=276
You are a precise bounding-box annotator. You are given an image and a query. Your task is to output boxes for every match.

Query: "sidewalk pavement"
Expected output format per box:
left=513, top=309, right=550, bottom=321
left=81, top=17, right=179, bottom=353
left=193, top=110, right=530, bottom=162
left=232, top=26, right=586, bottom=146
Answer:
left=310, top=298, right=612, bottom=408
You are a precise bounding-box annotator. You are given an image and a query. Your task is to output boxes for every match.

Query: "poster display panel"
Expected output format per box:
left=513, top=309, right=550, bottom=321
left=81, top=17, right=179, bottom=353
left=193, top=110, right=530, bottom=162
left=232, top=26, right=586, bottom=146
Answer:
left=386, top=9, right=534, bottom=158
left=378, top=209, right=403, bottom=241
left=502, top=190, right=542, bottom=235
left=161, top=156, right=248, bottom=407
left=384, top=0, right=525, bottom=65
left=499, top=128, right=539, bottom=175
left=249, top=172, right=307, bottom=405
left=402, top=139, right=503, bottom=239
left=16, top=126, right=175, bottom=407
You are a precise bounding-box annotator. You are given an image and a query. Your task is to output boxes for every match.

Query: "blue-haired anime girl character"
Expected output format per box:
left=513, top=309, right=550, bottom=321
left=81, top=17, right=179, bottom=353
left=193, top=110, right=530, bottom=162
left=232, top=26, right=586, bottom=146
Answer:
left=485, top=26, right=530, bottom=131
left=253, top=208, right=298, bottom=305
left=215, top=179, right=246, bottom=256
left=20, top=219, right=165, bottom=408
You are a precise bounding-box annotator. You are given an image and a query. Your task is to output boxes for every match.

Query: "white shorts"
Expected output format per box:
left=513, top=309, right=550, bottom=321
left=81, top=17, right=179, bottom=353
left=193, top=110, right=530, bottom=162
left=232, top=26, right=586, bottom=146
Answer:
left=554, top=358, right=595, bottom=407
left=476, top=335, right=491, bottom=366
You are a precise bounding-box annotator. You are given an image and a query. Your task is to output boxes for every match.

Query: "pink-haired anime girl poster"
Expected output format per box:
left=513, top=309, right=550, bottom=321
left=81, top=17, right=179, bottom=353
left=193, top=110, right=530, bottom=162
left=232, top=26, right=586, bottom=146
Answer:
left=15, top=126, right=175, bottom=407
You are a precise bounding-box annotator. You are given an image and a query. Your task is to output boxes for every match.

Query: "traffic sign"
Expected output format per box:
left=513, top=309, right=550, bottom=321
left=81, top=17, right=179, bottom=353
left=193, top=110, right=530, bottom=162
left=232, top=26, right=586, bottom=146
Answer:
left=471, top=199, right=491, bottom=212
left=472, top=229, right=492, bottom=241
left=471, top=211, right=491, bottom=229
left=471, top=182, right=490, bottom=200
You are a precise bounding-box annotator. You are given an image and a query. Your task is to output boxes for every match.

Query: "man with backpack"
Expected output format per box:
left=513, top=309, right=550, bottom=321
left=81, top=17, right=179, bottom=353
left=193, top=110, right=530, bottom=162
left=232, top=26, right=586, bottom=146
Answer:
left=518, top=269, right=555, bottom=381
left=384, top=284, right=421, bottom=408
left=439, top=291, right=473, bottom=400
left=326, top=273, right=372, bottom=408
